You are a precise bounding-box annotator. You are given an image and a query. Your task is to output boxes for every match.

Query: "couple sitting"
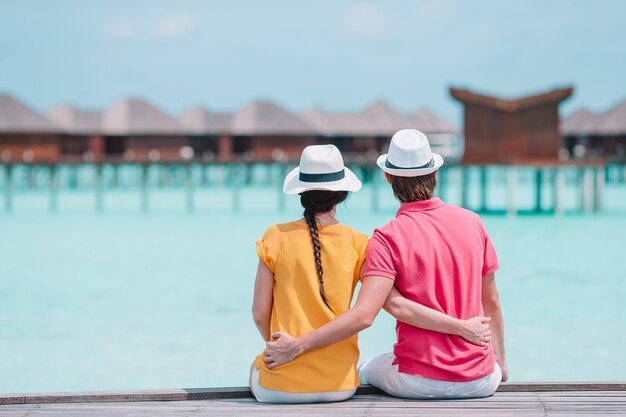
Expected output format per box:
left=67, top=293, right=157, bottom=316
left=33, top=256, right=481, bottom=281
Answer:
left=250, top=129, right=507, bottom=403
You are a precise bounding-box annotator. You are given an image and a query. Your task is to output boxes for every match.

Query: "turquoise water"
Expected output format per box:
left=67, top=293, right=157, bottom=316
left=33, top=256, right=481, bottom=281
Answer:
left=1, top=171, right=625, bottom=393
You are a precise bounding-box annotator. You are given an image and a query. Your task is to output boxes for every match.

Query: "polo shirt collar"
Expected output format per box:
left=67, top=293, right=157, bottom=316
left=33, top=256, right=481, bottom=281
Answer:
left=397, top=198, right=445, bottom=216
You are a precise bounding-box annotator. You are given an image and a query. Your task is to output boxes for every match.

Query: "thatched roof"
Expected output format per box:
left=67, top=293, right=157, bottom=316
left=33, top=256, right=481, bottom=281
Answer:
left=101, top=98, right=185, bottom=135
left=230, top=100, right=316, bottom=135
left=300, top=100, right=456, bottom=136
left=561, top=99, right=626, bottom=136
left=601, top=99, right=626, bottom=135
left=0, top=94, right=457, bottom=138
left=0, top=95, right=59, bottom=133
left=178, top=107, right=231, bottom=135
left=46, top=105, right=101, bottom=134
left=561, top=108, right=598, bottom=136
left=300, top=108, right=377, bottom=136
left=412, top=108, right=456, bottom=133
left=360, top=101, right=413, bottom=135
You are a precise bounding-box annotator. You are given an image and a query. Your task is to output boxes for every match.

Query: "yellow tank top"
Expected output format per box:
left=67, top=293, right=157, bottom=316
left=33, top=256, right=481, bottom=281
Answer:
left=254, top=221, right=368, bottom=392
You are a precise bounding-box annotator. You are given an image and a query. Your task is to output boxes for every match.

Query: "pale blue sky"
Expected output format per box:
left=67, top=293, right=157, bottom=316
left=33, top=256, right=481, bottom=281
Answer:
left=1, top=0, right=625, bottom=124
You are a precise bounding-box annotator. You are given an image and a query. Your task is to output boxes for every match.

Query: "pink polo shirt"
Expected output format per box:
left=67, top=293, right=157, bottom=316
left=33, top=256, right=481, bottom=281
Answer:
left=363, top=198, right=499, bottom=382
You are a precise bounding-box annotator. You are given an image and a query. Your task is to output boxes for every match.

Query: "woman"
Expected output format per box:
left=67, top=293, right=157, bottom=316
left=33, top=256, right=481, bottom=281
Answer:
left=250, top=144, right=489, bottom=403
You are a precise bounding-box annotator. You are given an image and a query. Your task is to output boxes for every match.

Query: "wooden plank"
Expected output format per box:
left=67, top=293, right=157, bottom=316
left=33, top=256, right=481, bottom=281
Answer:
left=3, top=396, right=625, bottom=417
left=0, top=386, right=253, bottom=405
left=497, top=382, right=626, bottom=392
left=2, top=383, right=625, bottom=406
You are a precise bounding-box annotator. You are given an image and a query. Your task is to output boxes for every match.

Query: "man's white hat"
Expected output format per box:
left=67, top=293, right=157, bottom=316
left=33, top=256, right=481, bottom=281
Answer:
left=377, top=129, right=444, bottom=177
left=283, top=144, right=362, bottom=195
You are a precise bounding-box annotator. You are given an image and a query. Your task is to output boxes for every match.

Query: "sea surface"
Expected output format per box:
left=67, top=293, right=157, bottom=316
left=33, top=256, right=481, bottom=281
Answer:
left=1, top=165, right=625, bottom=393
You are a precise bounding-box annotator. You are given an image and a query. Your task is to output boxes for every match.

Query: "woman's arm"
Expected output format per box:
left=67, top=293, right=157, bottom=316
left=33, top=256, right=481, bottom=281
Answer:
left=251, top=260, right=274, bottom=341
left=384, top=287, right=491, bottom=346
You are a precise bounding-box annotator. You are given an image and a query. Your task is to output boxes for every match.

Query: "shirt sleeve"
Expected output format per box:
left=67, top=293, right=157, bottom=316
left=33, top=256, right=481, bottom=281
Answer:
left=482, top=229, right=500, bottom=277
left=362, top=230, right=397, bottom=281
left=256, top=226, right=280, bottom=273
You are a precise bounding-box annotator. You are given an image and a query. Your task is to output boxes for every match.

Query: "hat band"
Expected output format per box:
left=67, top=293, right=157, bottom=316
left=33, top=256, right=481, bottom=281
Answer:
left=299, top=169, right=345, bottom=183
left=385, top=157, right=434, bottom=170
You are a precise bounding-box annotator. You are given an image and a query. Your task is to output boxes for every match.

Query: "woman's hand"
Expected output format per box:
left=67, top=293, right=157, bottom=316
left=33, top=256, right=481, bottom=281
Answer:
left=263, top=332, right=304, bottom=369
left=459, top=316, right=491, bottom=346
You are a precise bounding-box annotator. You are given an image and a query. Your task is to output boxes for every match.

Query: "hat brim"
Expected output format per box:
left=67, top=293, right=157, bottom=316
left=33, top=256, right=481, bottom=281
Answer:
left=376, top=153, right=444, bottom=177
left=283, top=166, right=362, bottom=195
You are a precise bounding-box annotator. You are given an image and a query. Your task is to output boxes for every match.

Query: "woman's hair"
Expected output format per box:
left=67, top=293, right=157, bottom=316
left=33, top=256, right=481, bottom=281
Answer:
left=388, top=172, right=437, bottom=203
left=300, top=190, right=349, bottom=313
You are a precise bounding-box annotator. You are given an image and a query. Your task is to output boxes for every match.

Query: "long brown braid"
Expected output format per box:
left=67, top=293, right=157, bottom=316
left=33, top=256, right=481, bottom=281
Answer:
left=300, top=190, right=349, bottom=314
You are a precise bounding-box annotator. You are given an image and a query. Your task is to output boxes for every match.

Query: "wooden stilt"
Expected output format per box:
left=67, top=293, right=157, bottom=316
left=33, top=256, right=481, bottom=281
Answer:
left=480, top=166, right=488, bottom=212
left=69, top=165, right=78, bottom=189
left=185, top=164, right=194, bottom=213
left=594, top=165, right=605, bottom=212
left=232, top=164, right=241, bottom=213
left=4, top=164, right=12, bottom=212
left=112, top=165, right=119, bottom=188
left=95, top=164, right=104, bottom=212
left=245, top=163, right=253, bottom=186
left=534, top=168, right=543, bottom=213
left=506, top=167, right=517, bottom=216
left=216, top=165, right=225, bottom=186
left=201, top=164, right=209, bottom=187
left=49, top=165, right=58, bottom=212
left=141, top=164, right=149, bottom=212
left=553, top=167, right=564, bottom=215
left=28, top=165, right=36, bottom=190
left=581, top=167, right=593, bottom=213
left=160, top=165, right=168, bottom=188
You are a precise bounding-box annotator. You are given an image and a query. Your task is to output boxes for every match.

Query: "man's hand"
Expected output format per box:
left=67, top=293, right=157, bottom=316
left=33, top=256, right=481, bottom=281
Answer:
left=263, top=332, right=303, bottom=369
left=459, top=316, right=491, bottom=346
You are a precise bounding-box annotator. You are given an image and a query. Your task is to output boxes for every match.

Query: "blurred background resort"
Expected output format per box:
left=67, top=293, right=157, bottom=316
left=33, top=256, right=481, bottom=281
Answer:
left=1, top=1, right=625, bottom=393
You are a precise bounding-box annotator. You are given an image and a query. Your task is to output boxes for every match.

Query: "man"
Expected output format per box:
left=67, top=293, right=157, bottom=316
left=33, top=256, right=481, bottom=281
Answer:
left=264, top=129, right=507, bottom=399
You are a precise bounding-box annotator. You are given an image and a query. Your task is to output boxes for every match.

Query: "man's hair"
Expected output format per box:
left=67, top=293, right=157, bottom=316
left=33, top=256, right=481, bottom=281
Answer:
left=388, top=172, right=437, bottom=203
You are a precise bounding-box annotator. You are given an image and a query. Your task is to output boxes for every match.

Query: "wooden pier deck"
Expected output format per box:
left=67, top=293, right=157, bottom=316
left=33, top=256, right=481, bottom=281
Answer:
left=2, top=383, right=625, bottom=416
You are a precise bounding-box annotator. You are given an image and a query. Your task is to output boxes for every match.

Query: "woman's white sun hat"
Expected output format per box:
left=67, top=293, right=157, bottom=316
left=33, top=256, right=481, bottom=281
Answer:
left=283, top=144, right=362, bottom=195
left=377, top=129, right=444, bottom=177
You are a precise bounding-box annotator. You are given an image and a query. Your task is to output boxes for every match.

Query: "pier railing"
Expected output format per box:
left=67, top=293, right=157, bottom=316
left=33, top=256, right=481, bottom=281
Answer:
left=0, top=160, right=623, bottom=214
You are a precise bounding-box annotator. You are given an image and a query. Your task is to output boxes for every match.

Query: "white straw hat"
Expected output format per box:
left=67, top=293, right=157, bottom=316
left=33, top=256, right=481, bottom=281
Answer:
left=377, top=129, right=444, bottom=177
left=283, top=145, right=362, bottom=195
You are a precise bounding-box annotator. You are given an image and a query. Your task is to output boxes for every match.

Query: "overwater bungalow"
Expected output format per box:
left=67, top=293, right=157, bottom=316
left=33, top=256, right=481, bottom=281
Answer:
left=47, top=99, right=189, bottom=162
left=561, top=99, right=626, bottom=161
left=178, top=107, right=231, bottom=159
left=0, top=95, right=61, bottom=163
left=46, top=104, right=102, bottom=159
left=228, top=100, right=318, bottom=160
left=301, top=100, right=459, bottom=161
left=100, top=99, right=189, bottom=162
left=450, top=87, right=573, bottom=164
left=0, top=93, right=460, bottom=164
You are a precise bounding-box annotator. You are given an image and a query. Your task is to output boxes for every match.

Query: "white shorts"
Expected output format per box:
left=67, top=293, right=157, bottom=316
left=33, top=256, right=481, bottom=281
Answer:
left=249, top=363, right=356, bottom=404
left=359, top=353, right=502, bottom=399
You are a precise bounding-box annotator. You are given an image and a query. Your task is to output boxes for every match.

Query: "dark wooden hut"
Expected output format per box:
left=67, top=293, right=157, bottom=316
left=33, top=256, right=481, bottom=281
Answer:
left=450, top=87, right=573, bottom=164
